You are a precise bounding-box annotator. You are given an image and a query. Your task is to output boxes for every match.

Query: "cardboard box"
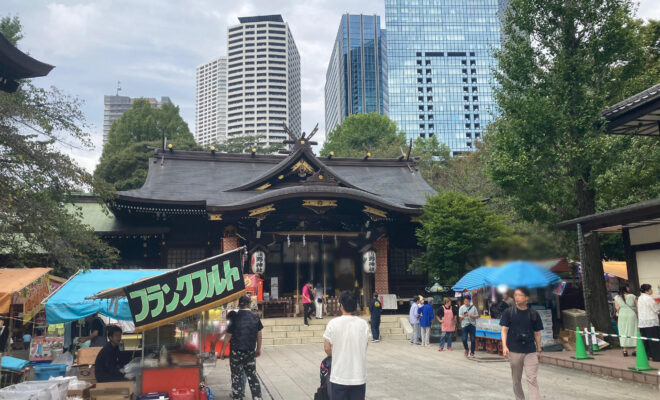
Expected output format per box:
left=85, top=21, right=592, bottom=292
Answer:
left=76, top=347, right=102, bottom=366
left=95, top=381, right=135, bottom=398
left=77, top=365, right=96, bottom=383
left=67, top=387, right=91, bottom=400
left=89, top=387, right=130, bottom=400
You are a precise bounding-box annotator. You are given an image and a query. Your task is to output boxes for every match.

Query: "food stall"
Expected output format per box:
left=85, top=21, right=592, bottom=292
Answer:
left=89, top=247, right=247, bottom=399
left=451, top=262, right=562, bottom=356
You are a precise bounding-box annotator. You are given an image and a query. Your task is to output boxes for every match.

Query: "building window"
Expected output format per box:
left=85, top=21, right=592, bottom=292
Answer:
left=167, top=247, right=206, bottom=269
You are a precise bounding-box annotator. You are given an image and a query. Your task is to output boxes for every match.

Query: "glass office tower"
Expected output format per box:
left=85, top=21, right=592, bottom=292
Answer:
left=385, top=0, right=503, bottom=154
left=324, top=14, right=388, bottom=133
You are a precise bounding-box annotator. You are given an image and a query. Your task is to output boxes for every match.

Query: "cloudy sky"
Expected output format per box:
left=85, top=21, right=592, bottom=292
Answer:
left=5, top=0, right=660, bottom=172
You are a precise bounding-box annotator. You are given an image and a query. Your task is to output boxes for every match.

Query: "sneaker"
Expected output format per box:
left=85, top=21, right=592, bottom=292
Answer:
left=469, top=353, right=475, bottom=358
left=464, top=350, right=469, bottom=357
left=448, top=348, right=453, bottom=351
left=438, top=348, right=444, bottom=352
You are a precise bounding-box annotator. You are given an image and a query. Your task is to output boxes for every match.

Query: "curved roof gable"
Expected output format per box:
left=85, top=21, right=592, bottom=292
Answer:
left=116, top=147, right=437, bottom=213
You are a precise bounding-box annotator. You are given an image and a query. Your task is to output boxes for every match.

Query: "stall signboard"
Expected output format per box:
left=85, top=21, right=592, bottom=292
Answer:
left=124, top=248, right=246, bottom=332
left=29, top=336, right=64, bottom=362
left=12, top=274, right=50, bottom=322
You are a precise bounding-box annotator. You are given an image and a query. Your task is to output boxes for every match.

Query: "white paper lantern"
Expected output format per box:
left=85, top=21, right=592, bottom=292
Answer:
left=362, top=250, right=377, bottom=273
left=250, top=250, right=266, bottom=274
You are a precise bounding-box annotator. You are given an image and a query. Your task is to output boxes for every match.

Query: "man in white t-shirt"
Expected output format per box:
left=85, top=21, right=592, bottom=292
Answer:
left=323, top=291, right=370, bottom=399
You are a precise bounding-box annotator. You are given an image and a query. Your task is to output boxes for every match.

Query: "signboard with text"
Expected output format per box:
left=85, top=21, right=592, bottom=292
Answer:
left=124, top=248, right=246, bottom=332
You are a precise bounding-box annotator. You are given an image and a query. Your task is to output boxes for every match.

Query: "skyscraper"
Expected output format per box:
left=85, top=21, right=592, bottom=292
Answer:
left=324, top=14, right=388, bottom=133
left=195, top=57, right=228, bottom=146
left=384, top=0, right=503, bottom=154
left=225, top=15, right=301, bottom=146
left=103, top=95, right=171, bottom=145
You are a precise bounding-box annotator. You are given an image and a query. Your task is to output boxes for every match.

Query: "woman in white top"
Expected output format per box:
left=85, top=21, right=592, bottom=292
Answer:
left=637, top=284, right=660, bottom=362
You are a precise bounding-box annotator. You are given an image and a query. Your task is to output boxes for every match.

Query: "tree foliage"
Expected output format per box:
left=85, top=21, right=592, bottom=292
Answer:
left=413, top=191, right=516, bottom=283
left=487, top=0, right=653, bottom=332
left=0, top=15, right=22, bottom=45
left=211, top=134, right=283, bottom=154
left=95, top=99, right=199, bottom=190
left=320, top=113, right=407, bottom=158
left=0, top=17, right=118, bottom=275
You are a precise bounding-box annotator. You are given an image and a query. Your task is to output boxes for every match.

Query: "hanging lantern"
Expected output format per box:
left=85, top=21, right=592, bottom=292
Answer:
left=250, top=250, right=266, bottom=274
left=362, top=250, right=377, bottom=273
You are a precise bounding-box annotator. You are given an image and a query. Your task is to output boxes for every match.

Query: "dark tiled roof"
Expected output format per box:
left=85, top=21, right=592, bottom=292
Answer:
left=601, top=82, right=660, bottom=119
left=557, top=197, right=660, bottom=232
left=0, top=33, right=54, bottom=93
left=117, top=149, right=436, bottom=213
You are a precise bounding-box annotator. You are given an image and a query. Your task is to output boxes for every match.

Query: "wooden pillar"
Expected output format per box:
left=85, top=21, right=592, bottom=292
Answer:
left=622, top=228, right=640, bottom=295
left=374, top=236, right=389, bottom=295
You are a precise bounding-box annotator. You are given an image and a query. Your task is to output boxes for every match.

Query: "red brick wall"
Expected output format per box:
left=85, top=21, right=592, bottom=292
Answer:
left=374, top=236, right=389, bottom=294
left=222, top=235, right=239, bottom=253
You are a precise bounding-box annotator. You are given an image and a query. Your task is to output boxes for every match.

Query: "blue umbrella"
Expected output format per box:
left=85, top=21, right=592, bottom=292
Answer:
left=452, top=266, right=496, bottom=291
left=485, top=261, right=561, bottom=289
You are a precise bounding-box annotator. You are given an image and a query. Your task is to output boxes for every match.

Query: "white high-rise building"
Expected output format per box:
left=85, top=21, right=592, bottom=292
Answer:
left=226, top=15, right=301, bottom=146
left=195, top=57, right=228, bottom=146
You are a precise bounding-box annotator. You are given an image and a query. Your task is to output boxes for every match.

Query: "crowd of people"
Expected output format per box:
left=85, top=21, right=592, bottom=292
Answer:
left=71, top=280, right=658, bottom=400
left=614, top=283, right=660, bottom=362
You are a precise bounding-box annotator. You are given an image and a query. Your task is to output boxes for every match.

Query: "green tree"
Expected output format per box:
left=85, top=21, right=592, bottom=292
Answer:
left=413, top=191, right=516, bottom=283
left=487, top=0, right=649, bottom=333
left=320, top=113, right=407, bottom=158
left=0, top=17, right=118, bottom=275
left=0, top=15, right=22, bottom=45
left=211, top=134, right=282, bottom=154
left=95, top=99, right=199, bottom=190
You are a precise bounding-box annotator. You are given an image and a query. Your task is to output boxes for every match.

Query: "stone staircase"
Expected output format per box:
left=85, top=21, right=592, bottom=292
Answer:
left=261, top=314, right=408, bottom=346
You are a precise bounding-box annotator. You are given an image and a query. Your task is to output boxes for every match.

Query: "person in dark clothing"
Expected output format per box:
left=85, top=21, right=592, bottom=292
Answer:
left=77, top=314, right=107, bottom=347
left=500, top=287, right=544, bottom=400
left=94, top=326, right=126, bottom=383
left=490, top=296, right=510, bottom=319
left=368, top=293, right=382, bottom=343
left=220, top=295, right=263, bottom=400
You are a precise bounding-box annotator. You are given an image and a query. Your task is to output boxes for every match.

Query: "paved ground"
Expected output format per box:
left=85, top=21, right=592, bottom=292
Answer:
left=206, top=341, right=659, bottom=399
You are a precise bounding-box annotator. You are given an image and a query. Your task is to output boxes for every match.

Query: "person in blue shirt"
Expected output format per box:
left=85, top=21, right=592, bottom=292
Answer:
left=419, top=299, right=435, bottom=346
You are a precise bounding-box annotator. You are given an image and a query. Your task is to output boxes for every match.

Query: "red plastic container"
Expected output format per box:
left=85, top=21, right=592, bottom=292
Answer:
left=170, top=388, right=196, bottom=400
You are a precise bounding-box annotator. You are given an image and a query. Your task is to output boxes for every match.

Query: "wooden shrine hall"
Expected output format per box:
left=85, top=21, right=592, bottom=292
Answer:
left=88, top=127, right=437, bottom=311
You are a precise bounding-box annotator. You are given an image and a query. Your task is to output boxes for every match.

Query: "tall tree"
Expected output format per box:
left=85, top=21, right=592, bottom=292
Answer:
left=95, top=99, right=199, bottom=190
left=414, top=191, right=516, bottom=283
left=487, top=0, right=648, bottom=332
left=320, top=113, right=407, bottom=158
left=0, top=17, right=118, bottom=275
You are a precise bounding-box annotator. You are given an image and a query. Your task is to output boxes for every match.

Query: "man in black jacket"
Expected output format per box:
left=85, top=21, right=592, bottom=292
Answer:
left=94, top=325, right=126, bottom=382
left=220, top=295, right=263, bottom=400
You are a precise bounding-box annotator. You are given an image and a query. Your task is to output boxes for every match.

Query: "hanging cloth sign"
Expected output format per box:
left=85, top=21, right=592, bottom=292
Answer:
left=124, top=248, right=246, bottom=332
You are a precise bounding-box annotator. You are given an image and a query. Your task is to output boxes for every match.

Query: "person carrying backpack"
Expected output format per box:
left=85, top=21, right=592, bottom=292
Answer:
left=500, top=287, right=544, bottom=400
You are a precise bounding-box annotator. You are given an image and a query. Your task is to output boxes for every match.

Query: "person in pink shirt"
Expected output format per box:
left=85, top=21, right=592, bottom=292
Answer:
left=302, top=281, right=314, bottom=326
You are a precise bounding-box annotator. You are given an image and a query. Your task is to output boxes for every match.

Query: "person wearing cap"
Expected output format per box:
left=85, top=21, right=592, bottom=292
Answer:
left=220, top=295, right=263, bottom=400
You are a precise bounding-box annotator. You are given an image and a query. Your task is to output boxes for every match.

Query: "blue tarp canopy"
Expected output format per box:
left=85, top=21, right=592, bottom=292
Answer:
left=485, top=261, right=561, bottom=289
left=451, top=266, right=496, bottom=291
left=45, top=269, right=169, bottom=324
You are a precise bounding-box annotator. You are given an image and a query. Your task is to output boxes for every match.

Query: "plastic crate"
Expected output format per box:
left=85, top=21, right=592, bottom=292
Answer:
left=485, top=331, right=502, bottom=340
left=32, top=363, right=67, bottom=380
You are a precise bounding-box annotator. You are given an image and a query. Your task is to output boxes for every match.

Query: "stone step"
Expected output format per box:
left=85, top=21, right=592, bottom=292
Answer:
left=261, top=315, right=405, bottom=326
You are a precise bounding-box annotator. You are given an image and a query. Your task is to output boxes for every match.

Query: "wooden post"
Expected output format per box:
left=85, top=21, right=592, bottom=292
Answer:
left=622, top=228, right=640, bottom=295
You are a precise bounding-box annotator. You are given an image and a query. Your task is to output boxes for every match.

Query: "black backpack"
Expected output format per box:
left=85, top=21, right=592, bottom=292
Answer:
left=313, top=356, right=332, bottom=400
